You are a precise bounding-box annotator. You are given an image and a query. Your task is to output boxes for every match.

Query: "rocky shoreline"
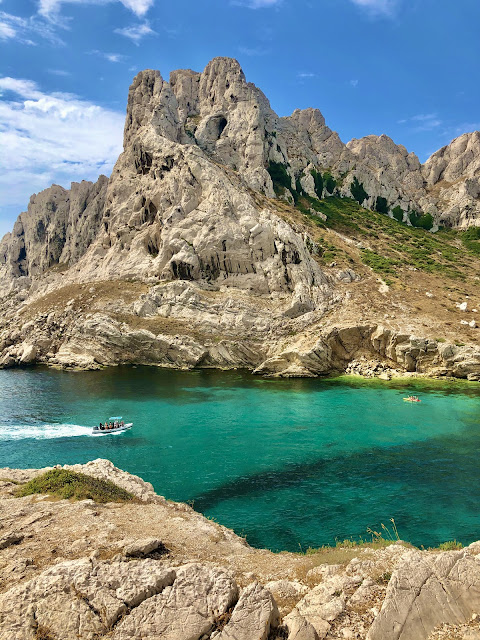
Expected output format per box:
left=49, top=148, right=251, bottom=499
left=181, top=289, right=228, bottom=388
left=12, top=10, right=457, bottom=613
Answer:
left=1, top=291, right=480, bottom=380
left=0, top=460, right=480, bottom=640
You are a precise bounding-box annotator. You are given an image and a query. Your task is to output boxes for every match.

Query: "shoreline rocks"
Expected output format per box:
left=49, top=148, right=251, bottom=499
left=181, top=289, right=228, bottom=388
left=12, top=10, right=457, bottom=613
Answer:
left=2, top=460, right=480, bottom=640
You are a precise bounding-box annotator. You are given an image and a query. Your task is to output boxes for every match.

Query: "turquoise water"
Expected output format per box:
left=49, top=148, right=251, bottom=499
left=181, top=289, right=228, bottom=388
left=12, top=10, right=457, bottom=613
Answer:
left=1, top=366, right=480, bottom=551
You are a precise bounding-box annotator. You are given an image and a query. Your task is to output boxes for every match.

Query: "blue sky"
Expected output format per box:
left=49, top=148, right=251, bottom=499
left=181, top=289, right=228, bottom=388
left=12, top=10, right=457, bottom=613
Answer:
left=1, top=0, right=479, bottom=238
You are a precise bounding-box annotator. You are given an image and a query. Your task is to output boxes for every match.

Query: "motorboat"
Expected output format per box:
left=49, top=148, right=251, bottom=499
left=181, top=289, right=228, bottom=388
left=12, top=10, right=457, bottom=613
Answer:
left=92, top=416, right=133, bottom=435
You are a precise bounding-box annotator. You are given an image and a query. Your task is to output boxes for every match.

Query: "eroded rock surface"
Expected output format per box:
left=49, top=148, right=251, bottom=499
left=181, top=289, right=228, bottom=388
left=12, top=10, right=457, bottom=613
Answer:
left=367, top=548, right=480, bottom=640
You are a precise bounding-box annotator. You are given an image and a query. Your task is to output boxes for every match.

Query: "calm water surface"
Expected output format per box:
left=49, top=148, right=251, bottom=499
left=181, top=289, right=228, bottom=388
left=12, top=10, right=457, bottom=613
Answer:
left=1, top=366, right=479, bottom=551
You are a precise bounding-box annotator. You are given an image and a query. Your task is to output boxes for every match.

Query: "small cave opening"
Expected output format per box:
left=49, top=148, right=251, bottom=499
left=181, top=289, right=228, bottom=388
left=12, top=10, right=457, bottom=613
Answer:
left=217, top=117, right=228, bottom=137
left=147, top=239, right=159, bottom=257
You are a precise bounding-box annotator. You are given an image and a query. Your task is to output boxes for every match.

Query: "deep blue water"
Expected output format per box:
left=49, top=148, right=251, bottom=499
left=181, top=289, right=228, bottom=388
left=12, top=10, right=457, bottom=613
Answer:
left=1, top=366, right=479, bottom=551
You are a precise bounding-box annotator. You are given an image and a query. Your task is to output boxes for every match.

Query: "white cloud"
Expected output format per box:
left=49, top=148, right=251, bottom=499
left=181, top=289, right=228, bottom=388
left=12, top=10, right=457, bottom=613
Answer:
left=114, top=21, right=155, bottom=43
left=349, top=0, right=397, bottom=16
left=238, top=45, right=270, bottom=56
left=119, top=0, right=153, bottom=15
left=0, top=76, right=124, bottom=215
left=298, top=72, right=316, bottom=78
left=0, top=11, right=63, bottom=45
left=38, top=0, right=154, bottom=20
left=0, top=77, right=43, bottom=99
left=398, top=113, right=443, bottom=132
left=350, top=79, right=359, bottom=87
left=233, top=0, right=281, bottom=8
left=0, top=20, right=16, bottom=39
left=90, top=49, right=126, bottom=62
left=48, top=68, right=72, bottom=76
left=105, top=53, right=124, bottom=62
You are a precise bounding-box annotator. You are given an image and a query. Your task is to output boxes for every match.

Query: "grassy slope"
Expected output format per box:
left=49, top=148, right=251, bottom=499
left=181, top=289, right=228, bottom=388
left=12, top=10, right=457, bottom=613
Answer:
left=251, top=189, right=480, bottom=343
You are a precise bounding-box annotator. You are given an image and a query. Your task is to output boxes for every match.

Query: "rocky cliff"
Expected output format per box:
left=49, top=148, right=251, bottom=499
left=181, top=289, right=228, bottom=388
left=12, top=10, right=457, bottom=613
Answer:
left=1, top=459, right=480, bottom=640
left=0, top=57, right=480, bottom=377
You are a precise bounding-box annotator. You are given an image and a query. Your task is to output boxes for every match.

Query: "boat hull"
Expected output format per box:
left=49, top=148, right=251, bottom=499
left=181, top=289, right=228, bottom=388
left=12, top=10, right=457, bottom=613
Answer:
left=92, top=423, right=133, bottom=435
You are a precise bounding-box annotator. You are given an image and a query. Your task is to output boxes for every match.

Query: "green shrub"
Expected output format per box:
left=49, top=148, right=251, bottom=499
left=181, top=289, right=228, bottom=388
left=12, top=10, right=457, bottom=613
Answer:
left=310, top=169, right=324, bottom=199
left=438, top=540, right=463, bottom=551
left=267, top=161, right=292, bottom=197
left=295, top=176, right=304, bottom=196
left=392, top=205, right=404, bottom=222
left=361, top=249, right=399, bottom=276
left=323, top=172, right=336, bottom=194
left=461, top=226, right=480, bottom=255
left=375, top=196, right=389, bottom=215
left=350, top=176, right=368, bottom=205
left=409, top=210, right=434, bottom=230
left=16, top=468, right=136, bottom=503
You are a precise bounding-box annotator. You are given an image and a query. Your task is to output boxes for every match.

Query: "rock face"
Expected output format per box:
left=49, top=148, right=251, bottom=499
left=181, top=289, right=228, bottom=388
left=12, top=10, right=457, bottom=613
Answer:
left=423, top=131, right=480, bottom=228
left=2, top=56, right=479, bottom=289
left=367, top=548, right=480, bottom=640
left=0, top=176, right=107, bottom=279
left=0, top=56, right=479, bottom=376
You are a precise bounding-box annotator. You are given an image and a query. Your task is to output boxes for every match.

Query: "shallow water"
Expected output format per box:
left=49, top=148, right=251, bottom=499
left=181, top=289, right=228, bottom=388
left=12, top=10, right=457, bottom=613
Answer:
left=1, top=366, right=479, bottom=551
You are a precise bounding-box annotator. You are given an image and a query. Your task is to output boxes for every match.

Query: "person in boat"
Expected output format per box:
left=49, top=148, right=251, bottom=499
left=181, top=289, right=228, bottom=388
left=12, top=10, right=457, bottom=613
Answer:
left=120, top=420, right=124, bottom=427
left=99, top=423, right=104, bottom=430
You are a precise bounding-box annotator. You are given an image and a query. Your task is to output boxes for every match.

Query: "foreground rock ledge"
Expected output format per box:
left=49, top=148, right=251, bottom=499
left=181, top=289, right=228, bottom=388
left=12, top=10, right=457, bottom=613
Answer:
left=1, top=459, right=480, bottom=640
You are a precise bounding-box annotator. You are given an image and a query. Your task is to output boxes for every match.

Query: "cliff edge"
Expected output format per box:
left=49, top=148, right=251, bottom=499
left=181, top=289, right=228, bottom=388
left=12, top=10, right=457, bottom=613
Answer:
left=1, top=459, right=480, bottom=640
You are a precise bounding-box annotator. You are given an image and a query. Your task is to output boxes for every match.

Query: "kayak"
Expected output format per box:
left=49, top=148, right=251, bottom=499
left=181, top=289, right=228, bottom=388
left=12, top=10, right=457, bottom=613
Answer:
left=403, top=397, right=421, bottom=403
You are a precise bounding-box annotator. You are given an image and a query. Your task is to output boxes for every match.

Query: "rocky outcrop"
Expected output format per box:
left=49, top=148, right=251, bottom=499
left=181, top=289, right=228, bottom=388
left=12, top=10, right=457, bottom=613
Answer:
left=367, top=548, right=480, bottom=640
left=254, top=325, right=480, bottom=380
left=3, top=460, right=480, bottom=640
left=423, top=131, right=480, bottom=228
left=0, top=176, right=107, bottom=282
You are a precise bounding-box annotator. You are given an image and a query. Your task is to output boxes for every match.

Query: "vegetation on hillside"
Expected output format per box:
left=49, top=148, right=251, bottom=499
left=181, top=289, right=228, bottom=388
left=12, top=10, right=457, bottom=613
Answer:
left=265, top=161, right=480, bottom=284
left=16, top=468, right=136, bottom=503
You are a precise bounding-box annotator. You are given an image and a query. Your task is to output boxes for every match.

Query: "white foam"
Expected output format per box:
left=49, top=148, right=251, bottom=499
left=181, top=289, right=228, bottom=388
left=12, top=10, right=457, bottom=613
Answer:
left=0, top=424, right=93, bottom=441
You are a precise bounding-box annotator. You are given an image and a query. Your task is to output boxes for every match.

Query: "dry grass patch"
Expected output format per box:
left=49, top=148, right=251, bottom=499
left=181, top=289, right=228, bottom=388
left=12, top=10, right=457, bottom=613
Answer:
left=20, top=280, right=148, bottom=320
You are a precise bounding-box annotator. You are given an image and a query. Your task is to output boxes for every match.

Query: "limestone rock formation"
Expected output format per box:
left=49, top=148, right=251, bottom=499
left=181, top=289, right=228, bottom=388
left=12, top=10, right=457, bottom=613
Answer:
left=0, top=56, right=479, bottom=376
left=0, top=176, right=107, bottom=280
left=423, top=131, right=480, bottom=228
left=367, top=548, right=480, bottom=640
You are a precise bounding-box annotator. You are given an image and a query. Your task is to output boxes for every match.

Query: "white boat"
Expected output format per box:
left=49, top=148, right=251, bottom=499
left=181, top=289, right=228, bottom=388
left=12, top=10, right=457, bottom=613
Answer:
left=92, top=416, right=133, bottom=435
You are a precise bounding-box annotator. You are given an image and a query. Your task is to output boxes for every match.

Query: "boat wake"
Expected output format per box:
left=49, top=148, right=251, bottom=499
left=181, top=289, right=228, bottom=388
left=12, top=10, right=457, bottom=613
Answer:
left=0, top=424, right=93, bottom=441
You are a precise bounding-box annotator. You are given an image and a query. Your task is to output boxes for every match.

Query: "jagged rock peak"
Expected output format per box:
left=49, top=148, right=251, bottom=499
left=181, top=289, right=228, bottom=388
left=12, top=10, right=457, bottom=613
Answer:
left=423, top=130, right=480, bottom=185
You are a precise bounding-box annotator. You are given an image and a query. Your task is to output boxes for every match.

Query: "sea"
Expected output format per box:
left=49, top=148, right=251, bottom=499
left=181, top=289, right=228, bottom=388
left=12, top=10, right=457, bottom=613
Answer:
left=1, top=365, right=479, bottom=552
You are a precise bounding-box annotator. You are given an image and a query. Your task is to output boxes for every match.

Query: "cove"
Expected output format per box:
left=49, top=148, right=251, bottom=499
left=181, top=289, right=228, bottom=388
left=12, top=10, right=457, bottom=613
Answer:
left=1, top=366, right=480, bottom=552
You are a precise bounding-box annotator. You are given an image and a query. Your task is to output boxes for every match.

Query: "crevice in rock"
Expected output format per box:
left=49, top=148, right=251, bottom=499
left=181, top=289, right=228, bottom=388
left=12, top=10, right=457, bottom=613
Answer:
left=71, top=585, right=102, bottom=619
left=106, top=566, right=177, bottom=630
left=171, top=260, right=194, bottom=280
left=32, top=609, right=56, bottom=640
left=269, top=625, right=288, bottom=640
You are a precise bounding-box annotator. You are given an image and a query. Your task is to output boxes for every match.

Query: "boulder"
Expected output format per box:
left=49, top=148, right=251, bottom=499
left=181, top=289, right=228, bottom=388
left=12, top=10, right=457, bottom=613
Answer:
left=212, top=581, right=280, bottom=640
left=112, top=563, right=238, bottom=640
left=367, top=549, right=480, bottom=640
